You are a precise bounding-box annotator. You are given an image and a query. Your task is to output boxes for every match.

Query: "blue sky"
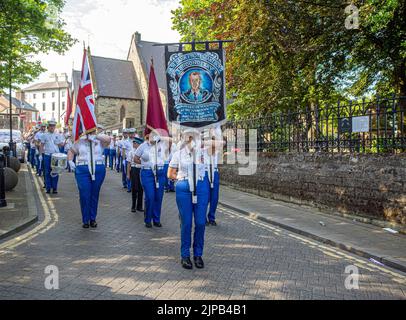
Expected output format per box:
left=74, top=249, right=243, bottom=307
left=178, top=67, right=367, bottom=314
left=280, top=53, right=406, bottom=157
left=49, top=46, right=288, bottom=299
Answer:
left=30, top=0, right=180, bottom=85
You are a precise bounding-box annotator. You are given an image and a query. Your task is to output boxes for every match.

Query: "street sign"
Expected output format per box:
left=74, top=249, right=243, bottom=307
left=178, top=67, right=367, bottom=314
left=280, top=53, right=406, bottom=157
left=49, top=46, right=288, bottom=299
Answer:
left=352, top=116, right=370, bottom=133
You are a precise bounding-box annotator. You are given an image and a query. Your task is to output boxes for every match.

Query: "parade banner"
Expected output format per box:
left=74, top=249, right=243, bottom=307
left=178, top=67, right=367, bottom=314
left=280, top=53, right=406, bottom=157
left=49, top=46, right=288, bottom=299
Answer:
left=165, top=49, right=226, bottom=129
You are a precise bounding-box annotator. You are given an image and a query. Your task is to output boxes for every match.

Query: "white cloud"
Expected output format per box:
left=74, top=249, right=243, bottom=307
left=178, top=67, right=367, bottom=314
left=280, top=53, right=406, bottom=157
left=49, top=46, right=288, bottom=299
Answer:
left=28, top=0, right=181, bottom=86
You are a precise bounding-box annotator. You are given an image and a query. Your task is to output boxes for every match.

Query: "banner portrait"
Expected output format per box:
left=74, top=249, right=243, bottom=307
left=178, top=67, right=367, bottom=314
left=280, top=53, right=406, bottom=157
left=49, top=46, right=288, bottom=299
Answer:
left=165, top=49, right=226, bottom=129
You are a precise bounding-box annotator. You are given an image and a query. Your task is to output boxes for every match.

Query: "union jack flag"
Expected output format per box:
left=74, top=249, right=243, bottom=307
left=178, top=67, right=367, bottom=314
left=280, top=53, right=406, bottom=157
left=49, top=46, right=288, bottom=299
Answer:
left=73, top=49, right=97, bottom=142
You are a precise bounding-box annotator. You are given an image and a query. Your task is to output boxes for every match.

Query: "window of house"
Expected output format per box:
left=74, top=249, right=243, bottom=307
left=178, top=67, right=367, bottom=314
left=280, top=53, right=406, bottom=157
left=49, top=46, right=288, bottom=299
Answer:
left=62, top=102, right=65, bottom=110
left=62, top=91, right=65, bottom=97
left=120, top=105, right=126, bottom=122
left=33, top=94, right=36, bottom=99
left=52, top=102, right=55, bottom=111
left=42, top=93, right=46, bottom=99
left=42, top=103, right=46, bottom=111
left=52, top=92, right=55, bottom=98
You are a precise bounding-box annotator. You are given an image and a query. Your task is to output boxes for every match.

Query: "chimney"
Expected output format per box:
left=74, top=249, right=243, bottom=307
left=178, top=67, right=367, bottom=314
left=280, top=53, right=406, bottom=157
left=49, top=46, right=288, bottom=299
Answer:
left=16, top=91, right=25, bottom=102
left=134, top=32, right=141, bottom=44
left=49, top=73, right=58, bottom=82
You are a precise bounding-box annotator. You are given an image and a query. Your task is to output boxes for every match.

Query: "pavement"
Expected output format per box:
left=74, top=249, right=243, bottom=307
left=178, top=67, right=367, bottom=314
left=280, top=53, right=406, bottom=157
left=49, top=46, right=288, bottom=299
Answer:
left=0, top=164, right=38, bottom=240
left=219, top=186, right=406, bottom=273
left=0, top=164, right=404, bottom=300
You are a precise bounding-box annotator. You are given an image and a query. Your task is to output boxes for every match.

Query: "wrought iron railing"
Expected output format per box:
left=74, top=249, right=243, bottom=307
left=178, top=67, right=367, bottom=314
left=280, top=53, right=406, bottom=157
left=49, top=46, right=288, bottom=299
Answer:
left=223, top=95, right=406, bottom=154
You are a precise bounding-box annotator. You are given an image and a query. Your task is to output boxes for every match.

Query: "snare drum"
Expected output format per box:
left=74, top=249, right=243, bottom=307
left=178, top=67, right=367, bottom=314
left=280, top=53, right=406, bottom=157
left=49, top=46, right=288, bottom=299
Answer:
left=51, top=153, right=67, bottom=176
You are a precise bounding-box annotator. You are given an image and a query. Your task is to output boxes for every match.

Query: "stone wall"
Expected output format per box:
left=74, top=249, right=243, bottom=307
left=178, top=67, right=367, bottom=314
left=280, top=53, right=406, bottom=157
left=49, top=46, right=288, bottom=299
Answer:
left=96, top=97, right=142, bottom=129
left=220, top=152, right=406, bottom=225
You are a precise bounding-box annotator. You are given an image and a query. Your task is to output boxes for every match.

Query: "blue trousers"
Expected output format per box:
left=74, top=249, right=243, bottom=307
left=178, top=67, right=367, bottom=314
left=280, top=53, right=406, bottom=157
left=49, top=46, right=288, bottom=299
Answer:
left=140, top=169, right=165, bottom=224
left=109, top=149, right=116, bottom=170
left=30, top=148, right=36, bottom=166
left=44, top=154, right=59, bottom=192
left=35, top=154, right=41, bottom=175
left=122, top=160, right=128, bottom=188
left=176, top=179, right=209, bottom=258
left=116, top=154, right=122, bottom=172
left=163, top=163, right=174, bottom=191
left=75, top=165, right=106, bottom=224
left=103, top=148, right=110, bottom=167
left=206, top=171, right=220, bottom=222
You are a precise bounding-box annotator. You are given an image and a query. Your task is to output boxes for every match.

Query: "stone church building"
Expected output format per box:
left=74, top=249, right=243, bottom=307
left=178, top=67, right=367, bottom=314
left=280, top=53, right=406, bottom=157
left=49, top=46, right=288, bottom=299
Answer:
left=71, top=32, right=171, bottom=132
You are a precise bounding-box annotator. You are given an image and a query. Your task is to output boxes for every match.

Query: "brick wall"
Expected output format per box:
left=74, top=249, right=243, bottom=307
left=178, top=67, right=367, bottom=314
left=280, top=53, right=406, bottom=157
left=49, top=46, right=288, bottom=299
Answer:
left=220, top=152, right=406, bottom=225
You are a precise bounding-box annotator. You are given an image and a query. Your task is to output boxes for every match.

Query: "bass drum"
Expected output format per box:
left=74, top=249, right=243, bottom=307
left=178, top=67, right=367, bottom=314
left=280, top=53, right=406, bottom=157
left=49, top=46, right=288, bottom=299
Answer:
left=51, top=153, right=67, bottom=177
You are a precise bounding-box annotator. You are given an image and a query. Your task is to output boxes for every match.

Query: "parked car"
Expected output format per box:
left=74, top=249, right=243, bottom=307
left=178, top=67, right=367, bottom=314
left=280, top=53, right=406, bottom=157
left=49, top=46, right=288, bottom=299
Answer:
left=0, top=129, right=25, bottom=163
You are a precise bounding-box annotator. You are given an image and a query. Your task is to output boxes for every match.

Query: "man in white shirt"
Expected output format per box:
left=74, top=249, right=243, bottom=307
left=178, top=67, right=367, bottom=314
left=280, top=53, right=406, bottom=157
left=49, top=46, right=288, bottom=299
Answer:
left=134, top=132, right=166, bottom=228
left=34, top=123, right=46, bottom=176
left=122, top=128, right=137, bottom=192
left=119, top=129, right=129, bottom=187
left=40, top=120, right=64, bottom=194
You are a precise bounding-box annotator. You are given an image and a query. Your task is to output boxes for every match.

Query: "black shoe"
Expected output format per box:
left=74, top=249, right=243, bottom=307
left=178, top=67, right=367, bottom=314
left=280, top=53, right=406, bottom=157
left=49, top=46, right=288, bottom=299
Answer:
left=145, top=223, right=152, bottom=228
left=153, top=222, right=162, bottom=228
left=127, top=190, right=131, bottom=193
left=46, top=190, right=50, bottom=194
left=209, top=220, right=217, bottom=226
left=181, top=257, right=193, bottom=270
left=131, top=208, right=136, bottom=213
left=205, top=220, right=210, bottom=226
left=137, top=208, right=144, bottom=212
left=194, top=256, right=204, bottom=269
left=52, top=190, right=58, bottom=194
left=90, top=221, right=97, bottom=228
left=83, top=223, right=90, bottom=229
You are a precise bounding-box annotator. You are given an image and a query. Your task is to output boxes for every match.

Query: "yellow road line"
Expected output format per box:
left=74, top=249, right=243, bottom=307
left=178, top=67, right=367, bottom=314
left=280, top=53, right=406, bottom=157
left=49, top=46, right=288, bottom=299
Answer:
left=219, top=206, right=406, bottom=284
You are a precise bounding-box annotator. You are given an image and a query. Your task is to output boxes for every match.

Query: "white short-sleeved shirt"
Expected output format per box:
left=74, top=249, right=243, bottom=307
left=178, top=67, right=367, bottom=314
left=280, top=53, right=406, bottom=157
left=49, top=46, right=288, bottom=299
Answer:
left=122, top=138, right=133, bottom=156
left=41, top=132, right=63, bottom=154
left=126, top=147, right=141, bottom=168
left=34, top=131, right=45, bottom=144
left=169, top=147, right=206, bottom=180
left=71, top=137, right=104, bottom=163
left=135, top=141, right=166, bottom=168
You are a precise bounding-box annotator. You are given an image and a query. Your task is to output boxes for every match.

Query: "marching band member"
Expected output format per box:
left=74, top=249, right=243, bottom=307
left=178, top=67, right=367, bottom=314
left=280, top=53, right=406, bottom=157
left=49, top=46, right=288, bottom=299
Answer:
left=168, top=129, right=209, bottom=269
left=126, top=137, right=144, bottom=213
left=67, top=132, right=111, bottom=228
left=39, top=120, right=64, bottom=194
left=203, top=127, right=223, bottom=226
left=64, top=133, right=74, bottom=172
left=103, top=130, right=111, bottom=168
left=34, top=123, right=46, bottom=176
left=134, top=132, right=166, bottom=228
left=163, top=140, right=177, bottom=193
left=109, top=133, right=117, bottom=171
left=28, top=126, right=38, bottom=167
left=122, top=128, right=137, bottom=192
left=120, top=129, right=129, bottom=187
left=115, top=133, right=123, bottom=173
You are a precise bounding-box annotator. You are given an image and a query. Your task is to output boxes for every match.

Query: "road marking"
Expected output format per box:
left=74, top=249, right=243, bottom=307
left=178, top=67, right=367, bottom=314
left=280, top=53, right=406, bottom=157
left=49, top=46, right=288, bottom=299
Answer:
left=0, top=173, right=58, bottom=253
left=219, top=206, right=406, bottom=284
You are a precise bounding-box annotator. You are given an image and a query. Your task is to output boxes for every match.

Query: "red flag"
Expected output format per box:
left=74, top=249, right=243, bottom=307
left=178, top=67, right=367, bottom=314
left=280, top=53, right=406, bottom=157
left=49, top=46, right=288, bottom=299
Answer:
left=74, top=49, right=97, bottom=141
left=144, top=63, right=168, bottom=137
left=64, top=87, right=72, bottom=126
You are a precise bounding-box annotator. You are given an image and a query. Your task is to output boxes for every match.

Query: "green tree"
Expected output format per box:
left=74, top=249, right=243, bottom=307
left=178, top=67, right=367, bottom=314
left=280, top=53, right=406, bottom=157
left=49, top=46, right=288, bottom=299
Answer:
left=172, top=0, right=406, bottom=119
left=0, top=0, right=76, bottom=92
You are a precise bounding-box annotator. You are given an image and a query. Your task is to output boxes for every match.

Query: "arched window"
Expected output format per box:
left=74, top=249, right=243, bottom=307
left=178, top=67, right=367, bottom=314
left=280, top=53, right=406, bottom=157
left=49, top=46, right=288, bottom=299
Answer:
left=120, top=105, right=126, bottom=122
